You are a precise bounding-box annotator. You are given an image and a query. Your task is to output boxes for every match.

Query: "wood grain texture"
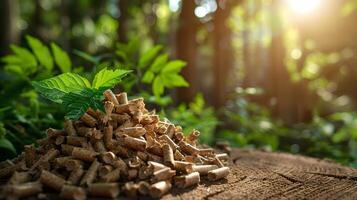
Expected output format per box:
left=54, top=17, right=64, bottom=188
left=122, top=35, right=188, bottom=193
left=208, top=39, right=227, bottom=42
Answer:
left=162, top=148, right=357, bottom=200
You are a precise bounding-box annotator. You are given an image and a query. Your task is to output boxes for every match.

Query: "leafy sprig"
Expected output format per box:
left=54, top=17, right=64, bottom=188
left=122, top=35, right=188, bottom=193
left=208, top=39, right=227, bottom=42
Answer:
left=1, top=35, right=73, bottom=78
left=32, top=68, right=131, bottom=119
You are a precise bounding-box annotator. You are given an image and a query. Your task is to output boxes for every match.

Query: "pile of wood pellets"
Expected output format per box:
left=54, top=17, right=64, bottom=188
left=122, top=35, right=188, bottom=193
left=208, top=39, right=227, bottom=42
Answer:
left=0, top=90, right=229, bottom=199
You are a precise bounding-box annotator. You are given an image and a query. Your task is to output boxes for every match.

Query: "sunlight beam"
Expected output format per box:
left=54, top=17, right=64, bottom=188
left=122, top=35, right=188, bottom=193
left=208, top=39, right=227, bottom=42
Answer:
left=285, top=0, right=321, bottom=15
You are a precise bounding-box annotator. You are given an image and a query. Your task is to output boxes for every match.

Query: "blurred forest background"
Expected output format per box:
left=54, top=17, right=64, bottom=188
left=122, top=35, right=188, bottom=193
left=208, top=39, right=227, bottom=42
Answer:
left=1, top=0, right=357, bottom=167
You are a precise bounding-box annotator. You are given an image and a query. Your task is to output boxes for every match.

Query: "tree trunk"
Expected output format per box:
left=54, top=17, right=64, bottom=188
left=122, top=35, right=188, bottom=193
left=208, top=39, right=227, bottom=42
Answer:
left=118, top=0, right=129, bottom=43
left=266, top=0, right=296, bottom=124
left=212, top=1, right=238, bottom=108
left=0, top=0, right=18, bottom=57
left=176, top=0, right=199, bottom=103
left=162, top=148, right=357, bottom=199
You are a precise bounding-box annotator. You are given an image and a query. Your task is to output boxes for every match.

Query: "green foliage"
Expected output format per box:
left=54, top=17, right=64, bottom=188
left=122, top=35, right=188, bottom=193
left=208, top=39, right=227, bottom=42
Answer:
left=219, top=94, right=283, bottom=151
left=0, top=35, right=76, bottom=161
left=32, top=68, right=131, bottom=119
left=162, top=94, right=218, bottom=145
left=26, top=35, right=54, bottom=71
left=2, top=35, right=74, bottom=79
left=114, top=40, right=189, bottom=102
left=32, top=73, right=91, bottom=103
left=51, top=43, right=72, bottom=73
left=92, top=68, right=131, bottom=89
left=0, top=123, right=16, bottom=155
left=218, top=89, right=357, bottom=167
left=62, top=88, right=105, bottom=120
left=147, top=59, right=189, bottom=97
left=0, top=36, right=195, bottom=161
left=139, top=45, right=163, bottom=69
left=2, top=45, right=37, bottom=78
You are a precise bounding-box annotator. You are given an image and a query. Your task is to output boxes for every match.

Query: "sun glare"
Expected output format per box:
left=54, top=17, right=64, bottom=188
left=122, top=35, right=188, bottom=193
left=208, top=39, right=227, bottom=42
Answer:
left=286, top=0, right=321, bottom=14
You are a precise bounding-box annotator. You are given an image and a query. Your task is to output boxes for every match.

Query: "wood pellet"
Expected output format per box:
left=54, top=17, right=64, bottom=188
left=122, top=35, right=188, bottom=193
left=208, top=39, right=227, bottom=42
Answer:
left=0, top=90, right=229, bottom=199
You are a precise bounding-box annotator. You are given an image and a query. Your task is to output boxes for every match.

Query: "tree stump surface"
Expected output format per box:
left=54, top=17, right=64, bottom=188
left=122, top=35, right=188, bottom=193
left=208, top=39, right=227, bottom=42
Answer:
left=2, top=148, right=356, bottom=200
left=163, top=148, right=357, bottom=200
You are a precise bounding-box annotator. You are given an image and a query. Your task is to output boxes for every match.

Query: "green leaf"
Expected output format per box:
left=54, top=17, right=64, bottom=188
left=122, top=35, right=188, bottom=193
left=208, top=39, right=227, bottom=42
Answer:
left=161, top=60, right=187, bottom=74
left=2, top=55, right=24, bottom=65
left=149, top=53, right=169, bottom=73
left=26, top=35, right=54, bottom=71
left=92, top=67, right=132, bottom=89
left=32, top=73, right=91, bottom=103
left=162, top=74, right=189, bottom=88
left=51, top=43, right=72, bottom=73
left=138, top=45, right=162, bottom=68
left=0, top=137, right=16, bottom=155
left=4, top=65, right=26, bottom=77
left=9, top=45, right=37, bottom=67
left=0, top=123, right=6, bottom=138
left=73, top=49, right=100, bottom=64
left=142, top=71, right=155, bottom=83
left=153, top=76, right=164, bottom=97
left=62, top=88, right=105, bottom=119
left=3, top=45, right=38, bottom=76
left=115, top=50, right=129, bottom=62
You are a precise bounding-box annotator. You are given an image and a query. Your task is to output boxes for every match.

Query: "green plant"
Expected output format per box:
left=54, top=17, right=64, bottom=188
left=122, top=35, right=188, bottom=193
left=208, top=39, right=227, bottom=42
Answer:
left=2, top=35, right=73, bottom=80
left=32, top=68, right=131, bottom=119
left=114, top=39, right=189, bottom=106
left=0, top=36, right=215, bottom=164
left=0, top=35, right=75, bottom=160
left=162, top=94, right=218, bottom=145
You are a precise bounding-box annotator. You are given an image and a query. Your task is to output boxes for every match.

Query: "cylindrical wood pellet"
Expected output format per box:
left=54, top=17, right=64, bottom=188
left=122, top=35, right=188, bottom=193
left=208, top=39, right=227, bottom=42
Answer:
left=71, top=147, right=97, bottom=162
left=40, top=170, right=66, bottom=191
left=87, top=183, right=119, bottom=198
left=64, top=119, right=77, bottom=136
left=163, top=144, right=175, bottom=168
left=151, top=167, right=176, bottom=182
left=116, top=92, right=128, bottom=104
left=149, top=181, right=171, bottom=198
left=8, top=181, right=43, bottom=198
left=59, top=185, right=86, bottom=200
left=207, top=167, right=230, bottom=181
left=80, top=113, right=97, bottom=127
left=67, top=166, right=84, bottom=185
left=191, top=165, right=218, bottom=175
left=121, top=134, right=147, bottom=151
left=174, top=172, right=200, bottom=188
left=80, top=159, right=100, bottom=186
left=104, top=89, right=119, bottom=106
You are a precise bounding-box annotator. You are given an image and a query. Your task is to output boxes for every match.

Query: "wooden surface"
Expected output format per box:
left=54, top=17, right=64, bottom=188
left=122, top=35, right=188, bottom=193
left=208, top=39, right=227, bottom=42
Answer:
left=2, top=148, right=357, bottom=200
left=163, top=148, right=357, bottom=200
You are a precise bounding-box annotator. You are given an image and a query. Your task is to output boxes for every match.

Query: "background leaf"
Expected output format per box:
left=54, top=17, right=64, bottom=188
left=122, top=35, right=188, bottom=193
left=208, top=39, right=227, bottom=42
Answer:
left=153, top=76, right=164, bottom=97
left=92, top=67, right=131, bottom=89
left=138, top=45, right=162, bottom=68
left=161, top=60, right=186, bottom=74
left=0, top=137, right=17, bottom=155
left=150, top=53, right=168, bottom=73
left=51, top=43, right=72, bottom=73
left=9, top=45, right=37, bottom=67
left=26, top=35, right=54, bottom=71
left=162, top=74, right=189, bottom=88
left=142, top=71, right=155, bottom=83
left=2, top=45, right=38, bottom=76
